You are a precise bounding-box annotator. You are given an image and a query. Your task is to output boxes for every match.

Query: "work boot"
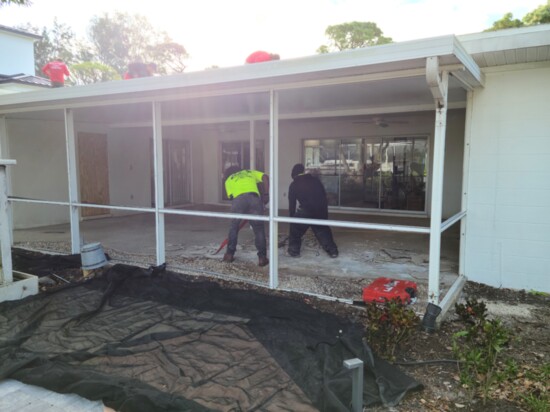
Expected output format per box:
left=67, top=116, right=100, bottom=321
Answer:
left=258, top=256, right=269, bottom=267
left=223, top=253, right=234, bottom=263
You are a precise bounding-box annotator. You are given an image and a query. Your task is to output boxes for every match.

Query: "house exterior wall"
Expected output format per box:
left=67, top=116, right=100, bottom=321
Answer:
left=465, top=63, right=550, bottom=292
left=0, top=31, right=36, bottom=75
left=8, top=118, right=69, bottom=228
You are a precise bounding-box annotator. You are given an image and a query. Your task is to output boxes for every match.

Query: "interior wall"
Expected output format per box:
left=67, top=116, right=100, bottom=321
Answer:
left=8, top=117, right=69, bottom=229
left=107, top=127, right=152, bottom=214
left=466, top=63, right=550, bottom=292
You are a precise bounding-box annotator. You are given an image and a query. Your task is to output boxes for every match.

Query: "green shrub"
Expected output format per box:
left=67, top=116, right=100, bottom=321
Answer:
left=364, top=299, right=418, bottom=361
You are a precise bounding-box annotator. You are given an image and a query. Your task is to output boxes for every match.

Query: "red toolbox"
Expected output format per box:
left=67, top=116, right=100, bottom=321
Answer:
left=362, top=277, right=417, bottom=304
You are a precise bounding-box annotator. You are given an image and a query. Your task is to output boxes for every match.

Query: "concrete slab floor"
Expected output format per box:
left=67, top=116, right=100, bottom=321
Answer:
left=13, top=208, right=460, bottom=301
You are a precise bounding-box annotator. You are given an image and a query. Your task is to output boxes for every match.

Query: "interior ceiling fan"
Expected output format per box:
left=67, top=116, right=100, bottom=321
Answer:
left=353, top=116, right=409, bottom=128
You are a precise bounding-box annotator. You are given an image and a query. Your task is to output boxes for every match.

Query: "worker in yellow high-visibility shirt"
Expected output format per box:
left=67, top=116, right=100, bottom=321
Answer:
left=223, top=166, right=269, bottom=267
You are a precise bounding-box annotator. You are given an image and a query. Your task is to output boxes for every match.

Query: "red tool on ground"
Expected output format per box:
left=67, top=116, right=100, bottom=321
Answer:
left=361, top=277, right=417, bottom=304
left=213, top=220, right=248, bottom=255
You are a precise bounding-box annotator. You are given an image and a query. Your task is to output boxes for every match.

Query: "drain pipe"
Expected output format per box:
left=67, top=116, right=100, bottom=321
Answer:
left=343, top=358, right=364, bottom=412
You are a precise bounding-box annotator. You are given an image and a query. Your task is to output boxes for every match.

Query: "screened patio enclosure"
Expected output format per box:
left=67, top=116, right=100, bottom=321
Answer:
left=0, top=35, right=483, bottom=310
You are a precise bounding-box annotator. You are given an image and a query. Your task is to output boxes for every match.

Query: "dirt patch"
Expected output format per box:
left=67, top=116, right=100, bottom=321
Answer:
left=12, top=248, right=550, bottom=411
left=380, top=282, right=550, bottom=412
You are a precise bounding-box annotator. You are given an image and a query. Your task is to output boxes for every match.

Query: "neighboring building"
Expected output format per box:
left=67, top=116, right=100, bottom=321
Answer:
left=0, top=24, right=50, bottom=93
left=0, top=25, right=548, bottom=302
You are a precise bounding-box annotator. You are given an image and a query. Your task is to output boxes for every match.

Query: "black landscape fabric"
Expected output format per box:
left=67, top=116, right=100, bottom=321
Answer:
left=1, top=251, right=422, bottom=411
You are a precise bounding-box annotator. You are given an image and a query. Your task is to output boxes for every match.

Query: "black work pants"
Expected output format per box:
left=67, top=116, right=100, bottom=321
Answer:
left=288, top=210, right=338, bottom=256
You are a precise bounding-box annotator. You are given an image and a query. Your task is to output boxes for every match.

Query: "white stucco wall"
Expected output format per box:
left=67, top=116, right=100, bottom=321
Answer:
left=465, top=63, right=550, bottom=292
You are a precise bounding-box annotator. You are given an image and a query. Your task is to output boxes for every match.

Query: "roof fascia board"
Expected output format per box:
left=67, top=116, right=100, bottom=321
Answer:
left=0, top=25, right=41, bottom=41
left=451, top=36, right=484, bottom=87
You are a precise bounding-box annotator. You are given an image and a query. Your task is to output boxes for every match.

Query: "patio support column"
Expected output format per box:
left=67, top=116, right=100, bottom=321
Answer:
left=0, top=117, right=7, bottom=159
left=0, top=116, right=14, bottom=246
left=249, top=120, right=255, bottom=170
left=459, top=91, right=474, bottom=277
left=64, top=109, right=80, bottom=254
left=426, top=57, right=449, bottom=304
left=152, top=102, right=165, bottom=265
left=0, top=159, right=16, bottom=285
left=268, top=90, right=279, bottom=288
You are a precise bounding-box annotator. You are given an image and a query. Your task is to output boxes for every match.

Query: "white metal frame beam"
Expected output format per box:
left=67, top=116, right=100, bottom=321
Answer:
left=64, top=109, right=80, bottom=254
left=0, top=160, right=16, bottom=285
left=426, top=57, right=449, bottom=304
left=268, top=90, right=279, bottom=288
left=152, top=102, right=166, bottom=265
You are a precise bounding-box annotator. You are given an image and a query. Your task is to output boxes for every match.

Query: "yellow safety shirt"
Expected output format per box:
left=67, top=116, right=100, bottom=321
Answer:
left=225, top=170, right=264, bottom=199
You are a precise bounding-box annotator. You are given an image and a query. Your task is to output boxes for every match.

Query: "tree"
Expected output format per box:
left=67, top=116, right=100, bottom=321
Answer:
left=486, top=1, right=550, bottom=31
left=0, top=0, right=31, bottom=6
left=88, top=12, right=188, bottom=76
left=317, top=21, right=392, bottom=54
left=16, top=20, right=78, bottom=75
left=35, top=19, right=79, bottom=72
left=70, top=62, right=121, bottom=85
left=485, top=12, right=524, bottom=31
left=148, top=42, right=188, bottom=74
left=523, top=0, right=550, bottom=25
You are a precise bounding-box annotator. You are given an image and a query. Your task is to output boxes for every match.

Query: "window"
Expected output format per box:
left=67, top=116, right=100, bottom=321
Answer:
left=304, top=137, right=427, bottom=211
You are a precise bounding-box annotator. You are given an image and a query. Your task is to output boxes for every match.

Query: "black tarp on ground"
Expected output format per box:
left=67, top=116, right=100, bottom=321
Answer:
left=1, top=252, right=422, bottom=411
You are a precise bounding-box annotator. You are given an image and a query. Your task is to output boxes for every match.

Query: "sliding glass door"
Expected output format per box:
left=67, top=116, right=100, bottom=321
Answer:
left=304, top=136, right=427, bottom=212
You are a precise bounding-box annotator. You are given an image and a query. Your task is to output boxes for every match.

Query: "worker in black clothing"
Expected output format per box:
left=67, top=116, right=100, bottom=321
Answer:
left=287, top=163, right=338, bottom=258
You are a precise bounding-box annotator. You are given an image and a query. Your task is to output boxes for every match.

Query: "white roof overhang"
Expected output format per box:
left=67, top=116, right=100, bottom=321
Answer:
left=0, top=34, right=484, bottom=125
left=459, top=24, right=550, bottom=68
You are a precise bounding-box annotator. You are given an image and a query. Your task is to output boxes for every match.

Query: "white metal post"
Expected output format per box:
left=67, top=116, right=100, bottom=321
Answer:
left=0, top=116, right=14, bottom=247
left=459, top=91, right=473, bottom=277
left=0, top=117, right=8, bottom=159
left=344, top=358, right=364, bottom=412
left=249, top=120, right=255, bottom=170
left=0, top=160, right=16, bottom=285
left=268, top=90, right=279, bottom=288
left=152, top=102, right=166, bottom=265
left=64, top=109, right=81, bottom=253
left=426, top=57, right=449, bottom=304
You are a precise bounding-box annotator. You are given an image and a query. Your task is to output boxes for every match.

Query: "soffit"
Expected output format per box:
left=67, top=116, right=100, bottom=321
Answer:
left=458, top=24, right=550, bottom=68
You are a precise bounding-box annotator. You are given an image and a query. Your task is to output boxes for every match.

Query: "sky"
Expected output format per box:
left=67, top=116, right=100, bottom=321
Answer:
left=0, top=0, right=545, bottom=71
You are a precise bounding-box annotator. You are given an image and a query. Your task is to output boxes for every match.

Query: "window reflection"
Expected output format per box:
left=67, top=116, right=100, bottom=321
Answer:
left=304, top=137, right=427, bottom=211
